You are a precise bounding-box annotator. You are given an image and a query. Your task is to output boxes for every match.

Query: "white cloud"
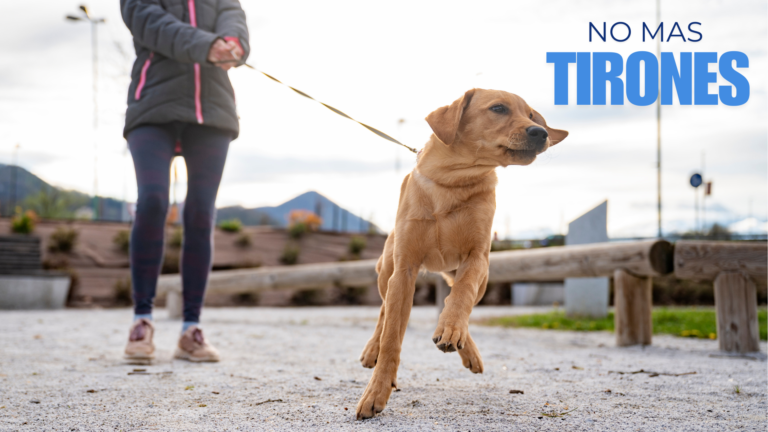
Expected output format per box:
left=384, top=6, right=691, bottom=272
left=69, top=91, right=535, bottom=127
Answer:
left=729, top=217, right=768, bottom=234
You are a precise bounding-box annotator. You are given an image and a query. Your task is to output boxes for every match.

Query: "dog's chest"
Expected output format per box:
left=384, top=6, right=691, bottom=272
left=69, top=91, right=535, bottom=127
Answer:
left=420, top=210, right=487, bottom=272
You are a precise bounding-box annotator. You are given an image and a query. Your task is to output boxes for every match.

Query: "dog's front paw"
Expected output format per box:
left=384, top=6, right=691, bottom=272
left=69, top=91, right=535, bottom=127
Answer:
left=356, top=375, right=395, bottom=420
left=359, top=339, right=379, bottom=368
left=458, top=335, right=484, bottom=374
left=432, top=319, right=469, bottom=353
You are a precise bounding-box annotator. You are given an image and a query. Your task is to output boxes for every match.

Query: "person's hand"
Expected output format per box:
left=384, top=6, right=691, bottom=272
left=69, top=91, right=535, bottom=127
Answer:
left=207, top=39, right=243, bottom=71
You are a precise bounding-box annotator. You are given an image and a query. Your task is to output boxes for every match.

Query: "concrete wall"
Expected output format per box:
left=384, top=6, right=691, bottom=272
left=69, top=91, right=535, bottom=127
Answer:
left=0, top=275, right=70, bottom=309
left=512, top=282, right=565, bottom=306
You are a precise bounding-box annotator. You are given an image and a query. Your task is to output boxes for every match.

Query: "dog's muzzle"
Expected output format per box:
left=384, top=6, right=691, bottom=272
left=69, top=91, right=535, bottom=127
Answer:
left=526, top=126, right=548, bottom=151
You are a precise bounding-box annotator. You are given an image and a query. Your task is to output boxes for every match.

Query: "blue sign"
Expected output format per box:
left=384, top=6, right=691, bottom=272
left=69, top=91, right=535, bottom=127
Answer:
left=690, top=173, right=703, bottom=188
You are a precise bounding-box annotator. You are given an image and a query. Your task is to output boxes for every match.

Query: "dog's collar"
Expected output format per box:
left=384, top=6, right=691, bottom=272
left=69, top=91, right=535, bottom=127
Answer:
left=414, top=168, right=491, bottom=190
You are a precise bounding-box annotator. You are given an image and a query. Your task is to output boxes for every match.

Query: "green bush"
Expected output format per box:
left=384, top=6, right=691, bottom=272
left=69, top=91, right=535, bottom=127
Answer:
left=235, top=232, right=251, bottom=248
left=10, top=209, right=36, bottom=234
left=280, top=243, right=300, bottom=265
left=168, top=227, right=183, bottom=249
left=48, top=226, right=78, bottom=253
left=218, top=218, right=242, bottom=233
left=348, top=235, right=367, bottom=256
left=113, top=230, right=131, bottom=254
left=289, top=222, right=308, bottom=239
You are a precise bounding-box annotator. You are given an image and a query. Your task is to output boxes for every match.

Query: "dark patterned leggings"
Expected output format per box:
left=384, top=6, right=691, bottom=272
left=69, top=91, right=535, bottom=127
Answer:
left=127, top=122, right=231, bottom=323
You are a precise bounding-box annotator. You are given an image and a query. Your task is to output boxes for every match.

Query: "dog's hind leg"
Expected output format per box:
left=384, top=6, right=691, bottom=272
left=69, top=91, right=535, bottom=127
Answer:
left=360, top=304, right=385, bottom=368
left=457, top=333, right=484, bottom=373
left=356, top=255, right=420, bottom=419
left=359, top=234, right=395, bottom=368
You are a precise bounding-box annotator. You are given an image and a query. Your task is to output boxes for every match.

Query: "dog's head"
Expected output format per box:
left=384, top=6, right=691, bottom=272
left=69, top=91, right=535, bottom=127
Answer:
left=425, top=89, right=568, bottom=166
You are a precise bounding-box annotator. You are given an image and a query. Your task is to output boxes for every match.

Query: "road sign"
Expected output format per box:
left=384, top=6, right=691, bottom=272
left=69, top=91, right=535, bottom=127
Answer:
left=690, top=173, right=703, bottom=188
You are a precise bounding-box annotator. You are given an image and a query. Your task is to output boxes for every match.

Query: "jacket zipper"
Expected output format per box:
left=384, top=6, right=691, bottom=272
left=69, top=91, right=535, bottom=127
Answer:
left=134, top=52, right=154, bottom=101
left=188, top=0, right=204, bottom=124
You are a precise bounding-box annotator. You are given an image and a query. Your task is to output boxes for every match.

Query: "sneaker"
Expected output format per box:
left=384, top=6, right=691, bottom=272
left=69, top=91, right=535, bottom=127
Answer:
left=124, top=318, right=155, bottom=363
left=173, top=326, right=220, bottom=362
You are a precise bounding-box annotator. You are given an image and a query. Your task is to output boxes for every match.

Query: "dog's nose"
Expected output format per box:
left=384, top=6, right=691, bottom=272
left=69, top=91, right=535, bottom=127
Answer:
left=526, top=126, right=548, bottom=146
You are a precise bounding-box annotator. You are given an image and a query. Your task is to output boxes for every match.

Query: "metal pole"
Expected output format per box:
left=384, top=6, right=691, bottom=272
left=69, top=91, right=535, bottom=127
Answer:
left=701, top=151, right=706, bottom=236
left=91, top=19, right=100, bottom=220
left=695, top=184, right=699, bottom=239
left=655, top=0, right=662, bottom=238
left=396, top=119, right=405, bottom=174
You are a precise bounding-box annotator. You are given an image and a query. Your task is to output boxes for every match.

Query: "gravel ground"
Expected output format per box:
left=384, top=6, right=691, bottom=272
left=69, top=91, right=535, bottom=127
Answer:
left=0, top=306, right=765, bottom=431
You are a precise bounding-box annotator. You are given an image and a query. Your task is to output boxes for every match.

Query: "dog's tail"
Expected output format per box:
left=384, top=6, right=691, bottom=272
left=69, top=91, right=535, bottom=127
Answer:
left=440, top=271, right=456, bottom=288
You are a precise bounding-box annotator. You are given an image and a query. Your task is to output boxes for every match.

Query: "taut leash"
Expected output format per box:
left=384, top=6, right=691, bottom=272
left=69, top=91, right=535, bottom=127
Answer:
left=217, top=54, right=417, bottom=154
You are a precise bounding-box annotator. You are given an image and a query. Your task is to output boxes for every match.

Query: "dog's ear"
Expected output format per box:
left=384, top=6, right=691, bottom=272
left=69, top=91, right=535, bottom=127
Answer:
left=531, top=108, right=568, bottom=145
left=425, top=89, right=476, bottom=146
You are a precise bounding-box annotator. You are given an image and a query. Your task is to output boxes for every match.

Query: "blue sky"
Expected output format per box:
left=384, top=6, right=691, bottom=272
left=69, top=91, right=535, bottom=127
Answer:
left=0, top=0, right=765, bottom=237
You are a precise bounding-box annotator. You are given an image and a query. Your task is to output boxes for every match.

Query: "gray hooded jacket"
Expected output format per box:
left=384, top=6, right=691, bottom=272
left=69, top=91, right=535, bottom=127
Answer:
left=121, top=0, right=250, bottom=138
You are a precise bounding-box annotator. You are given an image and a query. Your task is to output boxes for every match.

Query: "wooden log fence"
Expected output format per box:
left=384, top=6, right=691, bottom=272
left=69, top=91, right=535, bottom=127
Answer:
left=674, top=241, right=766, bottom=354
left=158, top=239, right=766, bottom=354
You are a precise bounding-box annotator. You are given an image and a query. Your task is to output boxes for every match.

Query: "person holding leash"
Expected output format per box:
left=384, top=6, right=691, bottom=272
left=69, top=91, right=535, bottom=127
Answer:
left=120, top=0, right=249, bottom=363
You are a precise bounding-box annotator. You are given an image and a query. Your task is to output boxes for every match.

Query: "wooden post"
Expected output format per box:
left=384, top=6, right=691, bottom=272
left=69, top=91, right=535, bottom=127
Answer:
left=166, top=290, right=183, bottom=320
left=614, top=269, right=653, bottom=347
left=436, top=277, right=450, bottom=318
left=713, top=272, right=759, bottom=353
left=674, top=241, right=767, bottom=282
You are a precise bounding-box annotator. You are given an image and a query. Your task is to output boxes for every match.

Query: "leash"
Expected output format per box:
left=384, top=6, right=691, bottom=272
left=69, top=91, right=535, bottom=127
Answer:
left=216, top=54, right=418, bottom=154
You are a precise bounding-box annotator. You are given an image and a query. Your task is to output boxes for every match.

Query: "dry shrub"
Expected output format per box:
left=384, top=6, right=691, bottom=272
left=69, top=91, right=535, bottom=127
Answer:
left=49, top=226, right=78, bottom=253
left=162, top=249, right=180, bottom=274
left=235, top=232, right=251, bottom=248
left=114, top=277, right=133, bottom=306
left=232, top=292, right=260, bottom=305
left=168, top=227, right=183, bottom=249
left=113, top=230, right=130, bottom=254
left=280, top=243, right=300, bottom=265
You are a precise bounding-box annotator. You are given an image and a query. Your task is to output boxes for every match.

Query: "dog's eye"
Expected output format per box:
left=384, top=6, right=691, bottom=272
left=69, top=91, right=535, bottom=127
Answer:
left=489, top=105, right=507, bottom=114
left=529, top=112, right=533, bottom=119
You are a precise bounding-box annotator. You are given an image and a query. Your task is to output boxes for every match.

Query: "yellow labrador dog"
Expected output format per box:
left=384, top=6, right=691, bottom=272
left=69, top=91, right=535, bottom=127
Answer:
left=356, top=88, right=568, bottom=419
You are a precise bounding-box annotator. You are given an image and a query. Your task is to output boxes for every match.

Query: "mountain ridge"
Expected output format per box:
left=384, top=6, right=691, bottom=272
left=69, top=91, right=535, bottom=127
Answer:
left=0, top=164, right=377, bottom=232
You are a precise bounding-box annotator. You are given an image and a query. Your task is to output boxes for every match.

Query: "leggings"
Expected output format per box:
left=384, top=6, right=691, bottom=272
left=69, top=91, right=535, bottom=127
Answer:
left=127, top=122, right=231, bottom=323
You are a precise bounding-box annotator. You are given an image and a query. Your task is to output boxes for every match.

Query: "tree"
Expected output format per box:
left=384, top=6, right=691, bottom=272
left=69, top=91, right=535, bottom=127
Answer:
left=23, top=188, right=86, bottom=219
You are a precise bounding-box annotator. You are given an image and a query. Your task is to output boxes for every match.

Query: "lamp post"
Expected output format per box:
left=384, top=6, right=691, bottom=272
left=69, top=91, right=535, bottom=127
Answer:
left=395, top=118, right=405, bottom=174
left=655, top=0, right=662, bottom=238
left=66, top=5, right=105, bottom=220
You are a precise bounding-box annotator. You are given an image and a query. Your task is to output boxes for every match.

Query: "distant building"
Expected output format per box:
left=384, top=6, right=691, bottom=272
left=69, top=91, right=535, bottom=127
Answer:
left=75, top=207, right=94, bottom=220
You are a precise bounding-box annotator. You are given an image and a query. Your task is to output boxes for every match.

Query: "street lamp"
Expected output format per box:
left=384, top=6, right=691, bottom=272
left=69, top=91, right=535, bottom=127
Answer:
left=395, top=118, right=405, bottom=173
left=655, top=0, right=662, bottom=238
left=66, top=4, right=105, bottom=220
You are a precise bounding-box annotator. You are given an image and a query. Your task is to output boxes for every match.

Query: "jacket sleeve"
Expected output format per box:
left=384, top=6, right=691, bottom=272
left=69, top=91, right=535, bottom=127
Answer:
left=121, top=0, right=219, bottom=64
left=214, top=0, right=251, bottom=63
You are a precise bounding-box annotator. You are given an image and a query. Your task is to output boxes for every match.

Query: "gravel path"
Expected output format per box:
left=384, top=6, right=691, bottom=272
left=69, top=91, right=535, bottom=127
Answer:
left=0, top=306, right=765, bottom=431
